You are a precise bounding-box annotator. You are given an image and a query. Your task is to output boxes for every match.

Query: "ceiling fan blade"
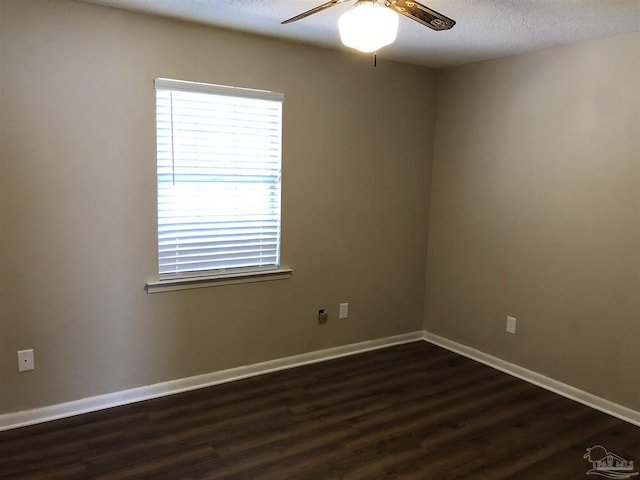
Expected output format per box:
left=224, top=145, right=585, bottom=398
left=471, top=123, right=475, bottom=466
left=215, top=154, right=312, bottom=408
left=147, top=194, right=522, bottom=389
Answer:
left=384, top=0, right=455, bottom=30
left=282, top=0, right=350, bottom=24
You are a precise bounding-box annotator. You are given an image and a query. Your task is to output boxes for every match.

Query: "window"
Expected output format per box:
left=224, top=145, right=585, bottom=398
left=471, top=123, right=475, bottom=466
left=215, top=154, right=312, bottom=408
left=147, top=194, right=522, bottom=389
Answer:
left=154, top=78, right=284, bottom=282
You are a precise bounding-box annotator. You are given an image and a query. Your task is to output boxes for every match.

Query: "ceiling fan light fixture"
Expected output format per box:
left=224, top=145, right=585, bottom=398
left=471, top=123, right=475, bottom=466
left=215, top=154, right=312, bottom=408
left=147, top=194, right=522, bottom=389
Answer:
left=338, top=1, right=399, bottom=53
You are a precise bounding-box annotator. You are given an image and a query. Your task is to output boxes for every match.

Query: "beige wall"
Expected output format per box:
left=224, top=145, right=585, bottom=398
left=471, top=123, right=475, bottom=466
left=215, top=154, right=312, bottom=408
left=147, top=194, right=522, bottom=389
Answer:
left=0, top=0, right=436, bottom=414
left=426, top=31, right=640, bottom=410
left=2, top=0, right=638, bottom=418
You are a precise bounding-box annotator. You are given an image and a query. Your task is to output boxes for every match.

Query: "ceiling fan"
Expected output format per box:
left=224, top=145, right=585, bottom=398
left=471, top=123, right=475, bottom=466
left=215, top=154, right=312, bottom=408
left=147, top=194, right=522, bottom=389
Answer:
left=282, top=0, right=455, bottom=54
left=282, top=0, right=456, bottom=32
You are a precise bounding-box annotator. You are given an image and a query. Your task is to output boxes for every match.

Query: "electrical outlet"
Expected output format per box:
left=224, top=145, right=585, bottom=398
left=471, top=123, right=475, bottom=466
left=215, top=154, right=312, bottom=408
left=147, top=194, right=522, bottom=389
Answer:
left=506, top=316, right=517, bottom=335
left=17, top=349, right=35, bottom=372
left=318, top=309, right=328, bottom=325
left=339, top=303, right=349, bottom=319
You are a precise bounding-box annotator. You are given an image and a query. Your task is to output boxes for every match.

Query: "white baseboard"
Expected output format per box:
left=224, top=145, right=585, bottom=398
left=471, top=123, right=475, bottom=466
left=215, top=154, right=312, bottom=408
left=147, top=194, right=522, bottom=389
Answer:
left=422, top=331, right=640, bottom=427
left=0, top=331, right=423, bottom=432
left=3, top=330, right=637, bottom=431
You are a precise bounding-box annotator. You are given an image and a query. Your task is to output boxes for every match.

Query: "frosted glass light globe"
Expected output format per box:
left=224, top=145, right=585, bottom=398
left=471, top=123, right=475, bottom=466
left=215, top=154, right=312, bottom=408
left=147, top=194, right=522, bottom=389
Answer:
left=338, top=1, right=399, bottom=53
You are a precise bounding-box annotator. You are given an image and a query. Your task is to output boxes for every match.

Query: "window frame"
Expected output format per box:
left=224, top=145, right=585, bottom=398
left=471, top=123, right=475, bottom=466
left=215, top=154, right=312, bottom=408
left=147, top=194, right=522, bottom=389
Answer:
left=146, top=78, right=290, bottom=293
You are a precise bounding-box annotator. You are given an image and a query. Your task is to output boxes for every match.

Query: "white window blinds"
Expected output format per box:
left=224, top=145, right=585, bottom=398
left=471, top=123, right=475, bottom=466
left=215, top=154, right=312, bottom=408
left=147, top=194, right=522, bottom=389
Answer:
left=155, top=78, right=284, bottom=279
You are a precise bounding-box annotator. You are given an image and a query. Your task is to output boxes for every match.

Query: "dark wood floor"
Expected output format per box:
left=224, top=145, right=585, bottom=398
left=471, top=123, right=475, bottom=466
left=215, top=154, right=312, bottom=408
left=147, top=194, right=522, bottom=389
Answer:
left=1, top=341, right=638, bottom=479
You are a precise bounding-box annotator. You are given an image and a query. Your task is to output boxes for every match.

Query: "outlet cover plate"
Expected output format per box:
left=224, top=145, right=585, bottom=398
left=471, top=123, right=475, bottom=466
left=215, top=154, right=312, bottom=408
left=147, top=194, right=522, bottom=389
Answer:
left=339, top=303, right=349, bottom=319
left=506, top=316, right=517, bottom=335
left=17, top=349, right=35, bottom=372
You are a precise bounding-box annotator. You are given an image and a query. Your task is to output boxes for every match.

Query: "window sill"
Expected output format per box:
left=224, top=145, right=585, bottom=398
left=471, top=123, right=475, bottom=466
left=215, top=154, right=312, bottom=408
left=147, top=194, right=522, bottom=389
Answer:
left=145, top=268, right=292, bottom=294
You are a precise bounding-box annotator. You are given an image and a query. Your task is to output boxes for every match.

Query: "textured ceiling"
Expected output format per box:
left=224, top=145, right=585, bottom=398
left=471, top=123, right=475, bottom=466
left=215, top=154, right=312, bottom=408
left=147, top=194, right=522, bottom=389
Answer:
left=78, top=0, right=640, bottom=67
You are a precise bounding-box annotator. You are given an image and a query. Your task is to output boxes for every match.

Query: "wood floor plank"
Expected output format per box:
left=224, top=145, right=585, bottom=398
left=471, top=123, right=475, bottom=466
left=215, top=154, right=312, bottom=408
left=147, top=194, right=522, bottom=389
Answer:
left=1, top=341, right=638, bottom=479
